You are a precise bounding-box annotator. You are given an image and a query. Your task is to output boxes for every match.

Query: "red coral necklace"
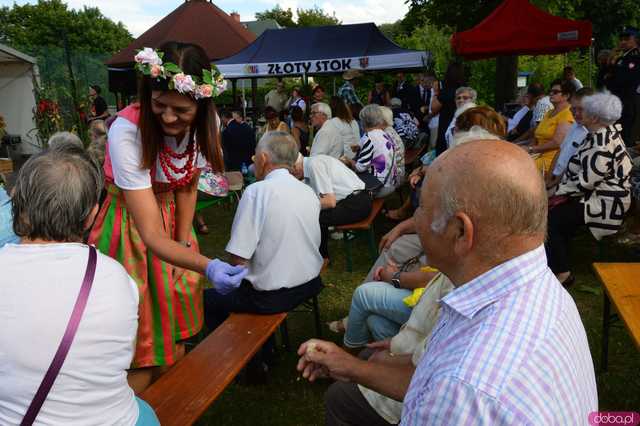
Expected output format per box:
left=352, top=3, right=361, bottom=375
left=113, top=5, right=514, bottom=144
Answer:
left=158, top=137, right=197, bottom=191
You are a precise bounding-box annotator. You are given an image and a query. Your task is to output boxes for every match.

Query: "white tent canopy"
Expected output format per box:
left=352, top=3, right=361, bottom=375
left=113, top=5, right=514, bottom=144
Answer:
left=0, top=43, right=39, bottom=154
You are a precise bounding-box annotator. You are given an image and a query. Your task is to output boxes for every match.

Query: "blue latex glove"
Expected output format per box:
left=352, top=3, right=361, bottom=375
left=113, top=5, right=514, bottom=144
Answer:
left=206, top=259, right=248, bottom=295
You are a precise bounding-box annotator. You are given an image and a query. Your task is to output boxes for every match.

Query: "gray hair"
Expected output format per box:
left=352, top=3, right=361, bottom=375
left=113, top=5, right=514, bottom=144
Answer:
left=47, top=131, right=83, bottom=149
left=312, top=102, right=332, bottom=119
left=359, top=104, right=386, bottom=129
left=390, top=97, right=402, bottom=108
left=256, top=131, right=299, bottom=167
left=455, top=86, right=478, bottom=102
left=12, top=144, right=103, bottom=242
left=581, top=93, right=622, bottom=126
left=380, top=106, right=394, bottom=127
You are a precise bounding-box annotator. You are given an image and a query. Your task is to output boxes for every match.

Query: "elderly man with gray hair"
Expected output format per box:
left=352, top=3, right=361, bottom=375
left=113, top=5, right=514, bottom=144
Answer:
left=204, top=131, right=323, bottom=331
left=310, top=102, right=356, bottom=160
left=297, top=140, right=597, bottom=425
left=0, top=144, right=160, bottom=425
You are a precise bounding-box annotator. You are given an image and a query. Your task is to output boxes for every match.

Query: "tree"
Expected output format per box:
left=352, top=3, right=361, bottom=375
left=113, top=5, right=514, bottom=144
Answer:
left=0, top=0, right=132, bottom=54
left=296, top=6, right=341, bottom=27
left=254, top=5, right=296, bottom=28
left=255, top=5, right=341, bottom=28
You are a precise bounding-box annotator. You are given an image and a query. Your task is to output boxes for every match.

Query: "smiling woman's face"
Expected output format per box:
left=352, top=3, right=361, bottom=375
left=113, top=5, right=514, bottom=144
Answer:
left=151, top=90, right=198, bottom=137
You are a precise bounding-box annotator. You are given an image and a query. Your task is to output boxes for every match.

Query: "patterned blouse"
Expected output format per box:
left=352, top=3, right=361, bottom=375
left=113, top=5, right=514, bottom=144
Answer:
left=354, top=128, right=398, bottom=188
left=556, top=124, right=632, bottom=240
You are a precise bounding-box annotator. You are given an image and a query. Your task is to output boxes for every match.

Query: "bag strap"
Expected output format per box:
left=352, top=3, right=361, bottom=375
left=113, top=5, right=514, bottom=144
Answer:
left=21, top=246, right=97, bottom=426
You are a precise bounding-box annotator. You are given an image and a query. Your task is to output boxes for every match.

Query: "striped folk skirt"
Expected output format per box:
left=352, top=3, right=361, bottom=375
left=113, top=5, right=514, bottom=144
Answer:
left=89, top=183, right=204, bottom=368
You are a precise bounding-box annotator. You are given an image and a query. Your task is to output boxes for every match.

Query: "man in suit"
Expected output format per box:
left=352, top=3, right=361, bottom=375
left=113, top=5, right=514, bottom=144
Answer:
left=393, top=72, right=418, bottom=113
left=221, top=110, right=256, bottom=171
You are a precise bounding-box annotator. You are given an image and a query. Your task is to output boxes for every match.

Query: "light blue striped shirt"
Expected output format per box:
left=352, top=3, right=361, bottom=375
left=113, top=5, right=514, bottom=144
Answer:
left=401, top=245, right=598, bottom=425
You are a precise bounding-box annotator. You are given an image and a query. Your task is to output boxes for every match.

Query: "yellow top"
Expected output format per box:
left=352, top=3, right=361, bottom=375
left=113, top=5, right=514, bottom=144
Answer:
left=533, top=106, right=574, bottom=172
left=403, top=266, right=439, bottom=307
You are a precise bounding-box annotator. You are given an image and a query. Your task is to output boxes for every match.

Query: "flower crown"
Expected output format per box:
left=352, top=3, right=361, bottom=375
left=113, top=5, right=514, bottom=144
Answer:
left=134, top=47, right=227, bottom=99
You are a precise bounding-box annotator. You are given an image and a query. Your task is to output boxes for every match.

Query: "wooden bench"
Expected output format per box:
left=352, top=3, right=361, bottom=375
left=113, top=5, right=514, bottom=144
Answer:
left=592, top=262, right=640, bottom=372
left=140, top=312, right=287, bottom=426
left=336, top=198, right=385, bottom=272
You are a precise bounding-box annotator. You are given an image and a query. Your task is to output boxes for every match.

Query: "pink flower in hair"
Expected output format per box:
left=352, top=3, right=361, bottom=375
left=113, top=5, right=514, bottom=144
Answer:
left=195, top=84, right=214, bottom=99
left=172, top=73, right=196, bottom=94
left=150, top=64, right=164, bottom=78
left=134, top=47, right=162, bottom=66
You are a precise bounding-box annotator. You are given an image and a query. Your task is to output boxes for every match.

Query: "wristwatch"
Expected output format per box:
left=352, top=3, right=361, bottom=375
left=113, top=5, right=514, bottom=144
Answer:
left=391, top=271, right=402, bottom=288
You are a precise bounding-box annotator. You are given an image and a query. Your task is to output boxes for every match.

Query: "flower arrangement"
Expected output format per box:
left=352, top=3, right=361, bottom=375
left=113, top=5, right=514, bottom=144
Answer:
left=134, top=47, right=227, bottom=99
left=32, top=96, right=64, bottom=148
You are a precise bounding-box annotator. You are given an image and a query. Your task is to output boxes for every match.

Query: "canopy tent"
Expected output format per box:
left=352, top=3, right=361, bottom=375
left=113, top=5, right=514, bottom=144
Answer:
left=106, top=0, right=255, bottom=96
left=216, top=23, right=430, bottom=78
left=451, top=0, right=592, bottom=60
left=0, top=43, right=39, bottom=155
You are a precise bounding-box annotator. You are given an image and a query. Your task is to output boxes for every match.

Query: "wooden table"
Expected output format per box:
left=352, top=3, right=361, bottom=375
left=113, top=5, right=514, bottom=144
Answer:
left=592, top=262, right=640, bottom=371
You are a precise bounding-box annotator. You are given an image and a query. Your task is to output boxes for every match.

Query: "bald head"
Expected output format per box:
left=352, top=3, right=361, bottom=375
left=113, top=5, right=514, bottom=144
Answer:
left=423, top=140, right=547, bottom=262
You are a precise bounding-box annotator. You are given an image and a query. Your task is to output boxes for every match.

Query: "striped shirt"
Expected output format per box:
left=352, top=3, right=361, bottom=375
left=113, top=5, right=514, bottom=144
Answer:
left=401, top=245, right=598, bottom=425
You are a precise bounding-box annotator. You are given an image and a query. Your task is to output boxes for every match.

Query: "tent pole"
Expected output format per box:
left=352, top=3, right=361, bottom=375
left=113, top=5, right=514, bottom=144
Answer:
left=251, top=78, right=258, bottom=129
left=242, top=79, right=246, bottom=120
left=231, top=79, right=237, bottom=108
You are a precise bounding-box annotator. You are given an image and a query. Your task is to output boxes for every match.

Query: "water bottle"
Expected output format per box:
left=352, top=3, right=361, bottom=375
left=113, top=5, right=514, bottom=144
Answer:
left=241, top=162, right=248, bottom=176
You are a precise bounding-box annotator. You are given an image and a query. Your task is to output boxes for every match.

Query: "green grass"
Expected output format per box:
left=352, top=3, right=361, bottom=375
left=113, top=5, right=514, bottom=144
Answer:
left=193, top=199, right=640, bottom=426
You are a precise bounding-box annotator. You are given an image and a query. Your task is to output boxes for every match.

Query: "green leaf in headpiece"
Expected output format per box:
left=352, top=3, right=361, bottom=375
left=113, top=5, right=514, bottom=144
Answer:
left=163, top=62, right=182, bottom=74
left=203, top=69, right=213, bottom=85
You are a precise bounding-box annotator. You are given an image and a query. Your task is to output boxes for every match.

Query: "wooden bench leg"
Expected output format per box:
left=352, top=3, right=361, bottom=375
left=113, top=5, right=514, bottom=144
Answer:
left=280, top=320, right=291, bottom=352
left=344, top=231, right=353, bottom=272
left=601, top=293, right=611, bottom=372
left=312, top=295, right=322, bottom=338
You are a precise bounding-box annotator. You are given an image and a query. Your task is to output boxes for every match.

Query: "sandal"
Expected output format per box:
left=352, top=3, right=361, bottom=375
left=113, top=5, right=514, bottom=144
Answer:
left=327, top=317, right=348, bottom=334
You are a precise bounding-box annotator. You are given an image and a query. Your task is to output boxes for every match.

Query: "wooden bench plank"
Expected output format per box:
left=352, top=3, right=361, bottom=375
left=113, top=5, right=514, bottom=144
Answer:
left=336, top=198, right=384, bottom=231
left=140, top=312, right=287, bottom=426
left=592, top=262, right=640, bottom=350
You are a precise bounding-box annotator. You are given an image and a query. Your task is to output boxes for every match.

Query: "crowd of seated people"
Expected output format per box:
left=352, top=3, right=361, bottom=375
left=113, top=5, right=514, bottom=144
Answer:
left=2, top=55, right=639, bottom=426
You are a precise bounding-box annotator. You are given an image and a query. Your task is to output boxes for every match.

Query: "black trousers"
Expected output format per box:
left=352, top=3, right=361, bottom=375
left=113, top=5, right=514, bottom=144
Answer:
left=619, top=94, right=640, bottom=147
left=203, top=276, right=323, bottom=331
left=325, top=381, right=394, bottom=426
left=545, top=197, right=585, bottom=274
left=319, top=191, right=373, bottom=258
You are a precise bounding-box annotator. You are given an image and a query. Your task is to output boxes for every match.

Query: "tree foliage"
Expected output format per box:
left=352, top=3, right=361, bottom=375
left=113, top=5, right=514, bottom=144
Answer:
left=255, top=5, right=296, bottom=28
left=0, top=0, right=132, bottom=54
left=255, top=5, right=341, bottom=28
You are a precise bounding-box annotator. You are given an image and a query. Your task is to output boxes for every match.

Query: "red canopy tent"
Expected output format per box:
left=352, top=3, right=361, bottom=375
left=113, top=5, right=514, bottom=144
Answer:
left=451, top=0, right=592, bottom=60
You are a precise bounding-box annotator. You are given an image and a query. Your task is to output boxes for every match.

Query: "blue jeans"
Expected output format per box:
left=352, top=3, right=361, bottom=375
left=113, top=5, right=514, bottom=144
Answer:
left=135, top=397, right=159, bottom=425
left=343, top=282, right=413, bottom=348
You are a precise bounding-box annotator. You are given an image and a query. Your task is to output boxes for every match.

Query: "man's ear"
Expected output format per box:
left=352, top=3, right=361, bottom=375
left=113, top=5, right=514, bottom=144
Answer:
left=451, top=212, right=474, bottom=257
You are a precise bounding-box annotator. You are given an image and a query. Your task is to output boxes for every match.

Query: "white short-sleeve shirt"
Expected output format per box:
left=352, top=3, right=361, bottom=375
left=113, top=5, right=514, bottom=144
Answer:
left=303, top=155, right=364, bottom=202
left=108, top=117, right=207, bottom=190
left=226, top=169, right=323, bottom=291
left=0, top=243, right=140, bottom=426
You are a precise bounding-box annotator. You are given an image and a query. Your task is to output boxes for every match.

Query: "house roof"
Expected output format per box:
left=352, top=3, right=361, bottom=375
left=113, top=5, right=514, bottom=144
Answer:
left=106, top=0, right=255, bottom=67
left=241, top=19, right=282, bottom=37
left=0, top=43, right=36, bottom=64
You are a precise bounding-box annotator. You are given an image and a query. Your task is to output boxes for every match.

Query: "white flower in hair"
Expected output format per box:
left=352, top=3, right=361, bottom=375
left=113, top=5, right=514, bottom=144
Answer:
left=173, top=73, right=196, bottom=94
left=134, top=47, right=162, bottom=66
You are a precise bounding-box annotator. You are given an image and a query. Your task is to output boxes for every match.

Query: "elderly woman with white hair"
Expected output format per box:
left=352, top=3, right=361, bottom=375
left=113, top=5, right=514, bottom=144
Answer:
left=444, top=86, right=477, bottom=148
left=344, top=104, right=398, bottom=198
left=546, top=93, right=633, bottom=286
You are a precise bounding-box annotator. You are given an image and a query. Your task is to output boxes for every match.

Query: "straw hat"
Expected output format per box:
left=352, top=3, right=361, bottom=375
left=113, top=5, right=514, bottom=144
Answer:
left=342, top=69, right=362, bottom=80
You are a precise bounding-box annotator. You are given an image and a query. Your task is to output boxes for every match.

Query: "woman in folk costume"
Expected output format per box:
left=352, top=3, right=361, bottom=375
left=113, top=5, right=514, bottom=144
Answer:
left=89, top=41, right=247, bottom=391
